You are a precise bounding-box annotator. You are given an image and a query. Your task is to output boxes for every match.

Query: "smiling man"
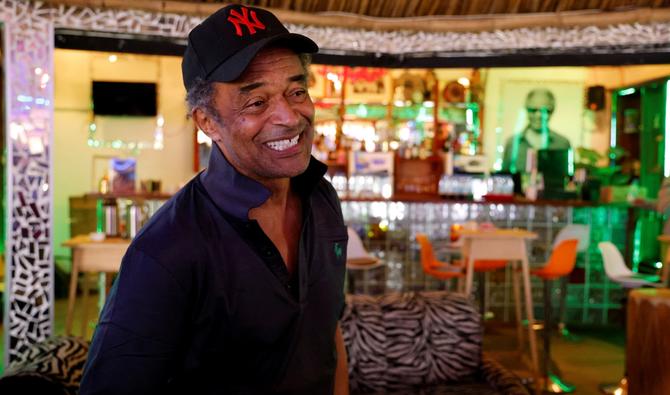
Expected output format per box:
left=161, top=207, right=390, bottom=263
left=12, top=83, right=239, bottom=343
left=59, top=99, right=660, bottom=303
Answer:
left=80, top=5, right=349, bottom=395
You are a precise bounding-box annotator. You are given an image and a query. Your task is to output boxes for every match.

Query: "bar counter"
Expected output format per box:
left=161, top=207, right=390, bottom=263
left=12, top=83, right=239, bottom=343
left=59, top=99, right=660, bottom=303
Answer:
left=341, top=196, right=640, bottom=326
left=77, top=192, right=651, bottom=326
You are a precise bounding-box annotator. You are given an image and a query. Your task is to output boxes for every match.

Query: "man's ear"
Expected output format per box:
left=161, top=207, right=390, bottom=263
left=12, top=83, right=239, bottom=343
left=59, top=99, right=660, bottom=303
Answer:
left=192, top=108, right=221, bottom=142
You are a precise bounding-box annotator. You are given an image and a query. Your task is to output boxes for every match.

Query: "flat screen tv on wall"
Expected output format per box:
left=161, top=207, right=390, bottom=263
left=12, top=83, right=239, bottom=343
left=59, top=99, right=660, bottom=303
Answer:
left=92, top=81, right=157, bottom=116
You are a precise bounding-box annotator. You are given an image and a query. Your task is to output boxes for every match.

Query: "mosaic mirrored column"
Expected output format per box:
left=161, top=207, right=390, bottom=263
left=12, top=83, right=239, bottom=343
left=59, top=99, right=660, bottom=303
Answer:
left=2, top=2, right=54, bottom=365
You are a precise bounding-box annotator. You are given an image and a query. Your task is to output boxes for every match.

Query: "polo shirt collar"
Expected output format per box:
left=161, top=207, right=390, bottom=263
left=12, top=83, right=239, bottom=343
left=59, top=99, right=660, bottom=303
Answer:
left=200, top=144, right=327, bottom=220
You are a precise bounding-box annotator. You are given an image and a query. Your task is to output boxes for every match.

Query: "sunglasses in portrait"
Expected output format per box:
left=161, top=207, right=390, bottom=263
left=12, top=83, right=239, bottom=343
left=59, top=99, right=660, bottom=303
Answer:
left=526, top=107, right=554, bottom=114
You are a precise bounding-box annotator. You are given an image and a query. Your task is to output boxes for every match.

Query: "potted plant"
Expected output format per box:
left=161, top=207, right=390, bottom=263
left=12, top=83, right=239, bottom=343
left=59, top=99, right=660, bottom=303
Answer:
left=575, top=146, right=631, bottom=202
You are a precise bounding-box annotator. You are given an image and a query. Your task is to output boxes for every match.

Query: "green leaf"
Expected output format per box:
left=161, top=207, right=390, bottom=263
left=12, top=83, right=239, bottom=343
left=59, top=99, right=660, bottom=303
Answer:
left=607, top=146, right=628, bottom=161
left=610, top=173, right=631, bottom=186
left=576, top=147, right=602, bottom=165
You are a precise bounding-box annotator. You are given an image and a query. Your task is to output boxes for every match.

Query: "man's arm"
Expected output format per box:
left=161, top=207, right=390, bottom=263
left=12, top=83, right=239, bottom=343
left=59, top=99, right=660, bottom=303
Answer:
left=333, top=322, right=349, bottom=395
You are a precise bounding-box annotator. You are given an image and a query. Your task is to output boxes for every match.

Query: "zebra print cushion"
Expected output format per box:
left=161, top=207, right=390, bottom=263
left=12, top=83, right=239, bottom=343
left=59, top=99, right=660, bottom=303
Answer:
left=0, top=336, right=88, bottom=395
left=479, top=353, right=530, bottom=395
left=342, top=291, right=482, bottom=393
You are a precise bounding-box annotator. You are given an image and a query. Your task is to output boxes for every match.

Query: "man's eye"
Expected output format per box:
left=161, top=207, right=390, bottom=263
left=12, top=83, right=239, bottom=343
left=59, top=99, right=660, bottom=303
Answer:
left=249, top=100, right=264, bottom=108
left=291, top=90, right=307, bottom=101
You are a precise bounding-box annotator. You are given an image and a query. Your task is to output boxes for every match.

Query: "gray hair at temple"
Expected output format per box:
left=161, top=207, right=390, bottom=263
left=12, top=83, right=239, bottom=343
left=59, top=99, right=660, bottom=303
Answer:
left=185, top=52, right=313, bottom=125
left=525, top=88, right=556, bottom=110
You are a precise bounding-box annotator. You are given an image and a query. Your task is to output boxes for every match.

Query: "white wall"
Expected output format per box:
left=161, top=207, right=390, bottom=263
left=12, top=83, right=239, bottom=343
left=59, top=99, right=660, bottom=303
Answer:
left=53, top=49, right=196, bottom=264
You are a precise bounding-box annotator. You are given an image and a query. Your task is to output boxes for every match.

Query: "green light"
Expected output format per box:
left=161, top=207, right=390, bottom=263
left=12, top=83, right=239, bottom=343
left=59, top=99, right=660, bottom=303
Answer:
left=664, top=80, right=670, bottom=177
left=632, top=219, right=642, bottom=272
left=96, top=199, right=103, bottom=233
left=610, top=93, right=618, bottom=148
left=655, top=261, right=663, bottom=269
left=355, top=103, right=368, bottom=118
left=568, top=148, right=574, bottom=176
left=619, top=88, right=636, bottom=96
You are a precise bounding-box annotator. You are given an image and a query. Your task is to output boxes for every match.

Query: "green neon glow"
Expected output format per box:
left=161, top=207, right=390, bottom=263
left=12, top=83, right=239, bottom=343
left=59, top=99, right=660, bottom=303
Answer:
left=619, top=87, right=636, bottom=96
left=664, top=80, right=670, bottom=177
left=96, top=199, right=103, bottom=233
left=541, top=108, right=550, bottom=149
left=567, top=148, right=574, bottom=176
left=610, top=93, right=618, bottom=148
left=632, top=219, right=642, bottom=273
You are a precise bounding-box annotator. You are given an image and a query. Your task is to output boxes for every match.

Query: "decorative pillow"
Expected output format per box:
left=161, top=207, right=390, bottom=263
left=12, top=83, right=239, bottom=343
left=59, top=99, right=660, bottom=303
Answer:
left=479, top=353, right=530, bottom=395
left=0, top=336, right=89, bottom=395
left=342, top=291, right=482, bottom=393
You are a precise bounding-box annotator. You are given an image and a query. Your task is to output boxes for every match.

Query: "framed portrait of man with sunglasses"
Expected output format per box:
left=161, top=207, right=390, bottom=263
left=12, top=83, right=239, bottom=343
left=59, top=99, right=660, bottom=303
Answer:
left=501, top=88, right=572, bottom=173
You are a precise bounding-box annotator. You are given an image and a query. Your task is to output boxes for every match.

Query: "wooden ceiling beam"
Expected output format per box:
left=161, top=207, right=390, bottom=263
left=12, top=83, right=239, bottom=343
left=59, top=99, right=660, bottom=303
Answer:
left=42, top=0, right=670, bottom=33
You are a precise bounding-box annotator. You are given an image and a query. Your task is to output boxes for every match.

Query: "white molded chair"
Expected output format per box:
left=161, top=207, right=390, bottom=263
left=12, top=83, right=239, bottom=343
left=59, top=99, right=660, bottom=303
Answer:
left=553, top=224, right=590, bottom=252
left=346, top=227, right=384, bottom=294
left=346, top=227, right=380, bottom=266
left=599, top=241, right=661, bottom=288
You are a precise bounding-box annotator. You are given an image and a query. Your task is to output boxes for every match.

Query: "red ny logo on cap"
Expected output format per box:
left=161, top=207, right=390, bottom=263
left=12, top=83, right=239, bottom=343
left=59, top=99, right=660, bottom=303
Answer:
left=228, top=7, right=266, bottom=37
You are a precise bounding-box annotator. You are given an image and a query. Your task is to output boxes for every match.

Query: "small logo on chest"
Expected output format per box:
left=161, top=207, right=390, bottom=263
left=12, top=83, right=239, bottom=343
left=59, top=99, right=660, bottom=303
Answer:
left=334, top=242, right=343, bottom=259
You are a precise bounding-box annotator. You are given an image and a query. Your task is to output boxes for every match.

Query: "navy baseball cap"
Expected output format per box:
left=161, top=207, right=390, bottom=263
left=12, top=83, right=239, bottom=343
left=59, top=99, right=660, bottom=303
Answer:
left=182, top=4, right=319, bottom=91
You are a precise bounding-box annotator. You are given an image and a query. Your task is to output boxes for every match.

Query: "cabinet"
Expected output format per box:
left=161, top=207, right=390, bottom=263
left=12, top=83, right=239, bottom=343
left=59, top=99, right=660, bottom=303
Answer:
left=69, top=193, right=171, bottom=239
left=310, top=65, right=484, bottom=200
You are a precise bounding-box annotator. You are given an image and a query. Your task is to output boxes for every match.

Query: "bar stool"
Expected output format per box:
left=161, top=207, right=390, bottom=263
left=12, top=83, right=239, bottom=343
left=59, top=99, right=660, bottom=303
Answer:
left=449, top=227, right=508, bottom=315
left=416, top=233, right=463, bottom=290
left=530, top=238, right=579, bottom=394
left=346, top=227, right=384, bottom=294
left=457, top=258, right=508, bottom=318
left=552, top=225, right=590, bottom=339
left=598, top=241, right=662, bottom=395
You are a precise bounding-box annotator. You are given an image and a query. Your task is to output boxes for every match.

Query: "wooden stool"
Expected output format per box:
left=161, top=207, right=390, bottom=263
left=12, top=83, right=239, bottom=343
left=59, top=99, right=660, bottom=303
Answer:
left=627, top=288, right=670, bottom=395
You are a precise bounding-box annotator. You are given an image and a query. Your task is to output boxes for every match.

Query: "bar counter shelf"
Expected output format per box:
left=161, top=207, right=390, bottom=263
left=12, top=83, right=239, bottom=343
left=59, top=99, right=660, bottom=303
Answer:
left=341, top=194, right=628, bottom=208
left=85, top=192, right=173, bottom=200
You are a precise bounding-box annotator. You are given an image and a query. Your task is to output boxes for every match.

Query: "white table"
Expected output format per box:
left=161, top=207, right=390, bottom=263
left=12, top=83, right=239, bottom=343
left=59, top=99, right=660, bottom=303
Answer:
left=459, top=228, right=540, bottom=376
left=63, top=235, right=130, bottom=337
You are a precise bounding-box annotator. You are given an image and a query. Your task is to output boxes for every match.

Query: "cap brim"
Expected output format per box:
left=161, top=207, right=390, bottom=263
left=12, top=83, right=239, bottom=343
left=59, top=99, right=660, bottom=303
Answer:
left=207, top=33, right=318, bottom=83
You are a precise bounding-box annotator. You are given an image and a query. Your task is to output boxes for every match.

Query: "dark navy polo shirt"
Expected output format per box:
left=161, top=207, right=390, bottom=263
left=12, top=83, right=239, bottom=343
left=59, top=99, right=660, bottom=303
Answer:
left=80, top=145, right=348, bottom=395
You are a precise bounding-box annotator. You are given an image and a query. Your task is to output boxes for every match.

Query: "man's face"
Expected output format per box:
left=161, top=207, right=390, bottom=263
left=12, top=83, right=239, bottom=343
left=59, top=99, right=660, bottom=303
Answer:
left=526, top=93, right=554, bottom=133
left=199, top=47, right=315, bottom=183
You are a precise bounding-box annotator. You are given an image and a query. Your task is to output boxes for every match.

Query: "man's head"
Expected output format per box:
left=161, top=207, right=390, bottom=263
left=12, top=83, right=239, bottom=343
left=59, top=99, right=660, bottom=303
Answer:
left=525, top=88, right=555, bottom=133
left=182, top=4, right=318, bottom=183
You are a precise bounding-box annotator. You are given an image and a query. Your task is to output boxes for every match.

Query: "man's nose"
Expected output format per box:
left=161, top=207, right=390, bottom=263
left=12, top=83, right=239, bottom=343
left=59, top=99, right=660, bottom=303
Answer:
left=272, top=97, right=301, bottom=127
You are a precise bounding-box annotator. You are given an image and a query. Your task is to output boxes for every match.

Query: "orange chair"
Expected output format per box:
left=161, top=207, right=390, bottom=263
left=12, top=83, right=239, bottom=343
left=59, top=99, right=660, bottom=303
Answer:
left=453, top=254, right=507, bottom=314
left=530, top=238, right=579, bottom=394
left=416, top=234, right=463, bottom=287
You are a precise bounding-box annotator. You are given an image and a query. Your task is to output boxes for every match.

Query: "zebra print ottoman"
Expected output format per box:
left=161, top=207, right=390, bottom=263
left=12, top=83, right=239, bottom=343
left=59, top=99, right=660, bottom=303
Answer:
left=0, top=336, right=88, bottom=395
left=342, top=291, right=483, bottom=393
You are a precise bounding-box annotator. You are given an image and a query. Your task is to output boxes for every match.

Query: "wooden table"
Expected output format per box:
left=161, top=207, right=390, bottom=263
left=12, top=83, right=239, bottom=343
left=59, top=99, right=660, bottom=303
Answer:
left=656, top=235, right=670, bottom=286
left=627, top=288, right=670, bottom=395
left=459, top=228, right=540, bottom=376
left=62, top=235, right=130, bottom=336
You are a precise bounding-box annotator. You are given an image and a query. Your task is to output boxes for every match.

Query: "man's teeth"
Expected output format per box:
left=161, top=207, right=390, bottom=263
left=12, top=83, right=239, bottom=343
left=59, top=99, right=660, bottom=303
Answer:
left=266, top=135, right=300, bottom=151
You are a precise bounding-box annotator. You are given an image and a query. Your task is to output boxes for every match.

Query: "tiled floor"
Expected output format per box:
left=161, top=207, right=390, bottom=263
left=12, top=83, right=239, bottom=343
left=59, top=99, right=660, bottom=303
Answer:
left=0, top=294, right=625, bottom=394
left=483, top=322, right=625, bottom=395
